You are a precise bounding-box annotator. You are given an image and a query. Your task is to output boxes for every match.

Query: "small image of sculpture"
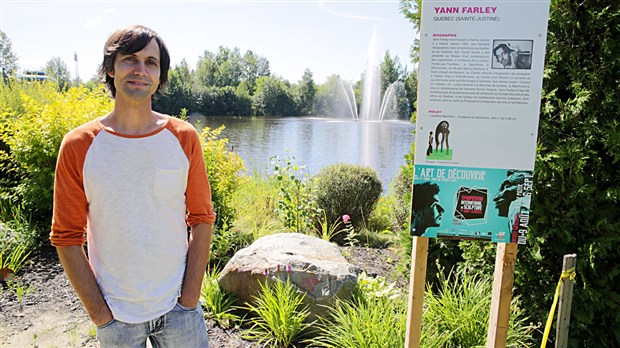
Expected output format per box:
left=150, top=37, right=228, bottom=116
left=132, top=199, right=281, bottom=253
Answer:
left=435, top=121, right=450, bottom=153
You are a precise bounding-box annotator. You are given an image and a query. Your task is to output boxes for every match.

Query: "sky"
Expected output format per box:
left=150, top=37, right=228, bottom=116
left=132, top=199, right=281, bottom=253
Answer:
left=0, top=0, right=417, bottom=85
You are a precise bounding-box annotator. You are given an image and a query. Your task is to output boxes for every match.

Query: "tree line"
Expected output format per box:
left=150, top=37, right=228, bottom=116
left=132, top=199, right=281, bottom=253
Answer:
left=0, top=33, right=417, bottom=118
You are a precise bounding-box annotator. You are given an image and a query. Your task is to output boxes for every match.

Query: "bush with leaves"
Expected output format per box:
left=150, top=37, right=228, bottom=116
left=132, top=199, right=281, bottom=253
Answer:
left=422, top=267, right=538, bottom=348
left=313, top=163, right=382, bottom=242
left=200, top=268, right=241, bottom=329
left=0, top=85, right=113, bottom=231
left=199, top=124, right=246, bottom=233
left=270, top=154, right=316, bottom=234
left=242, top=278, right=311, bottom=347
left=310, top=273, right=406, bottom=348
left=516, top=1, right=620, bottom=346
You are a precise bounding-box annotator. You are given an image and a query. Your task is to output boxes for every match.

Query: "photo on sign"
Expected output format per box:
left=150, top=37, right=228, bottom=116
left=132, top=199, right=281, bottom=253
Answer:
left=410, top=166, right=533, bottom=244
left=491, top=39, right=534, bottom=70
left=425, top=120, right=453, bottom=160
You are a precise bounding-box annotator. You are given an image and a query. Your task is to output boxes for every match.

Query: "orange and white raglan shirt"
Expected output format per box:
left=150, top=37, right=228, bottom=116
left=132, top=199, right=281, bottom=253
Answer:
left=50, top=116, right=216, bottom=324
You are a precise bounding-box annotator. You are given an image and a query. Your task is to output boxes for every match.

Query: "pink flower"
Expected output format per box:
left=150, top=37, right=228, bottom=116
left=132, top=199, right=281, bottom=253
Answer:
left=277, top=264, right=281, bottom=272
left=263, top=269, right=270, bottom=276
left=286, top=263, right=292, bottom=273
left=342, top=214, right=351, bottom=223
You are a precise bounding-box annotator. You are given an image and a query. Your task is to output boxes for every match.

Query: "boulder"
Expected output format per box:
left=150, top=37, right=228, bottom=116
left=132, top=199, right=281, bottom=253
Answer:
left=218, top=233, right=360, bottom=319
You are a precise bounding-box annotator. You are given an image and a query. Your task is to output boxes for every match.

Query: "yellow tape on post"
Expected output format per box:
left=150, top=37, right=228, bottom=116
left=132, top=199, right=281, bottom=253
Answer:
left=540, top=267, right=576, bottom=348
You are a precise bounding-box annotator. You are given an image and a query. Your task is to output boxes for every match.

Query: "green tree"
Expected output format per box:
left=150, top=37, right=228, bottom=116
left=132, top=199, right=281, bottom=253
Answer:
left=154, top=59, right=196, bottom=115
left=44, top=57, right=71, bottom=90
left=315, top=75, right=355, bottom=118
left=0, top=31, right=18, bottom=77
left=519, top=1, right=620, bottom=346
left=252, top=76, right=295, bottom=116
left=292, top=69, right=317, bottom=116
left=242, top=50, right=270, bottom=95
left=379, top=50, right=406, bottom=99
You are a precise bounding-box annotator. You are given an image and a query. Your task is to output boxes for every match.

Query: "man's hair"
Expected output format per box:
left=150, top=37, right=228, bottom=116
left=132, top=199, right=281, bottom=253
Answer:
left=493, top=43, right=513, bottom=62
left=412, top=182, right=440, bottom=211
left=98, top=25, right=170, bottom=98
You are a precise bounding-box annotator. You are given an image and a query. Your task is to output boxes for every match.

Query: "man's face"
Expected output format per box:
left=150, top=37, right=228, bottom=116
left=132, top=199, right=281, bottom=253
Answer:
left=495, top=47, right=511, bottom=66
left=421, top=194, right=445, bottom=227
left=109, top=39, right=161, bottom=101
left=494, top=173, right=525, bottom=216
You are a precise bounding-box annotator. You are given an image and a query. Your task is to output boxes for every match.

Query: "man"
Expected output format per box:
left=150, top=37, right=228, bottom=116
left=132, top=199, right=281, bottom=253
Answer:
left=493, top=170, right=532, bottom=231
left=50, top=25, right=214, bottom=347
left=493, top=43, right=527, bottom=69
left=410, top=182, right=445, bottom=236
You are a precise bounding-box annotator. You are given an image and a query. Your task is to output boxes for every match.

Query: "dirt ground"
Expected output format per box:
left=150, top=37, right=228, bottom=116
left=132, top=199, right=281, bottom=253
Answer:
left=0, top=245, right=402, bottom=347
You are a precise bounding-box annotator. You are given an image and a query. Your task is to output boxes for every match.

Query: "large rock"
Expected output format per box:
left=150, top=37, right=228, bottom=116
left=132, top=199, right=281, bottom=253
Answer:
left=218, top=233, right=360, bottom=319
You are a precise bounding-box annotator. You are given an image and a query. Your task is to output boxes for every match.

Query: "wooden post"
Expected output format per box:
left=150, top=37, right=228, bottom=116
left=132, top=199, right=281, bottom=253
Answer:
left=405, top=236, right=429, bottom=348
left=486, top=242, right=518, bottom=348
left=555, top=254, right=577, bottom=348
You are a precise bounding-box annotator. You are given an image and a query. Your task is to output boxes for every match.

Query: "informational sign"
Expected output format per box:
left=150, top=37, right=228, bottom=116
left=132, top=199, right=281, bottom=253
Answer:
left=411, top=0, right=550, bottom=244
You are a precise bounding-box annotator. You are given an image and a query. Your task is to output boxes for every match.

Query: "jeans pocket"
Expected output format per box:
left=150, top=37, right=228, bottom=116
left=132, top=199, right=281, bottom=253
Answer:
left=175, top=302, right=197, bottom=312
left=96, top=318, right=117, bottom=330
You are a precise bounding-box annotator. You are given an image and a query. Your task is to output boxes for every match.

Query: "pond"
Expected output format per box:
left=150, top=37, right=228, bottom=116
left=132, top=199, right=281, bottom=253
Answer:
left=193, top=115, right=416, bottom=192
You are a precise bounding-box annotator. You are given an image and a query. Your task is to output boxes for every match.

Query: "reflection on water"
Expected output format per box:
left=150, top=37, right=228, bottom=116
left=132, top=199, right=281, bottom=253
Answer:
left=193, top=115, right=415, bottom=192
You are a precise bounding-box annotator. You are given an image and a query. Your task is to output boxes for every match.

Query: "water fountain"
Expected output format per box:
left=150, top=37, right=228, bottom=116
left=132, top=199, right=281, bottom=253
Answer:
left=326, top=26, right=409, bottom=122
left=359, top=27, right=382, bottom=121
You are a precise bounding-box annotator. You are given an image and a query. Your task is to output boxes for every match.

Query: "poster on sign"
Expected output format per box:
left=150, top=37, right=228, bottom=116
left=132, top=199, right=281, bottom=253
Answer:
left=410, top=0, right=550, bottom=244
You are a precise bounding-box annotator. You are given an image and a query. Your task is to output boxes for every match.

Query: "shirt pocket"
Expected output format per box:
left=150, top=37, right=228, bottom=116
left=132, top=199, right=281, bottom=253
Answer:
left=154, top=168, right=186, bottom=198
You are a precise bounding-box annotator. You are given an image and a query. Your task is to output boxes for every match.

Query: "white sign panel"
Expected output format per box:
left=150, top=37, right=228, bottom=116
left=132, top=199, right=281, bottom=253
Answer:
left=411, top=0, right=550, bottom=244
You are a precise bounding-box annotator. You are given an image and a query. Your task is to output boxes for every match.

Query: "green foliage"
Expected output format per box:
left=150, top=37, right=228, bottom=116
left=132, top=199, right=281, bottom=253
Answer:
left=313, top=211, right=346, bottom=243
left=313, top=163, right=382, bottom=241
left=352, top=272, right=402, bottom=304
left=199, top=125, right=246, bottom=233
left=44, top=57, right=72, bottom=90
left=0, top=31, right=18, bottom=75
left=314, top=75, right=355, bottom=118
left=0, top=85, right=113, bottom=229
left=252, top=76, right=296, bottom=116
left=243, top=278, right=311, bottom=347
left=422, top=267, right=538, bottom=348
left=310, top=294, right=406, bottom=347
left=367, top=195, right=402, bottom=233
left=200, top=268, right=241, bottom=329
left=515, top=2, right=620, bottom=346
left=230, top=171, right=285, bottom=242
left=0, top=243, right=31, bottom=276
left=270, top=154, right=316, bottom=234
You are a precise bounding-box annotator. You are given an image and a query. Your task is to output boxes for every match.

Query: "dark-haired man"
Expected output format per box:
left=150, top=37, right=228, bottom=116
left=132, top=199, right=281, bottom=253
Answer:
left=493, top=43, right=527, bottom=69
left=410, top=182, right=445, bottom=236
left=51, top=25, right=214, bottom=347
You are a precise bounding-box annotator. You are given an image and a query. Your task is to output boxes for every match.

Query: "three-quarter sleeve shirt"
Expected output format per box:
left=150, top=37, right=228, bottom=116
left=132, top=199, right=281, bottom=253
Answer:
left=50, top=116, right=215, bottom=323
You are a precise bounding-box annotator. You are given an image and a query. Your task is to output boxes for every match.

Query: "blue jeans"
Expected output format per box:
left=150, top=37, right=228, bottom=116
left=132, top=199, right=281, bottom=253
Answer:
left=96, top=302, right=209, bottom=348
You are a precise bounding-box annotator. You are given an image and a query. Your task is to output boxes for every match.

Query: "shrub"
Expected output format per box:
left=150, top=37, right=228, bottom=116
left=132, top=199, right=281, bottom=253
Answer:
left=200, top=268, right=240, bottom=328
left=270, top=154, right=317, bottom=234
left=311, top=284, right=406, bottom=348
left=422, top=267, right=538, bottom=348
left=0, top=85, right=113, bottom=230
left=313, top=163, right=382, bottom=235
left=199, top=125, right=246, bottom=233
left=242, top=278, right=311, bottom=347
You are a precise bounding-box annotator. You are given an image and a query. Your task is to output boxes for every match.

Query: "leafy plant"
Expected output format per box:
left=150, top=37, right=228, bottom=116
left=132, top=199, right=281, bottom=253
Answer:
left=270, top=153, right=316, bottom=234
left=200, top=268, right=241, bottom=329
left=0, top=85, right=113, bottom=228
left=313, top=163, right=382, bottom=244
left=422, top=267, right=538, bottom=348
left=0, top=243, right=31, bottom=279
left=199, top=125, right=246, bottom=233
left=313, top=210, right=345, bottom=242
left=310, top=295, right=406, bottom=348
left=243, top=278, right=311, bottom=347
